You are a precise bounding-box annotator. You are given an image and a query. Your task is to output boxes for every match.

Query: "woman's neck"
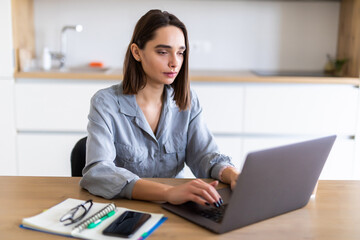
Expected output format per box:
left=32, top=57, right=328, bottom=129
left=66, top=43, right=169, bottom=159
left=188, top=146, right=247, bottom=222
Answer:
left=135, top=83, right=165, bottom=134
left=136, top=83, right=164, bottom=106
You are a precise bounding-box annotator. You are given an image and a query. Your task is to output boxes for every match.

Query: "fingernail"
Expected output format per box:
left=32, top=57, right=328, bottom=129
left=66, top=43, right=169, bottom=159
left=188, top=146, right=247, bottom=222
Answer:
left=214, top=202, right=219, bottom=208
left=219, top=198, right=223, bottom=204
left=205, top=202, right=210, bottom=206
left=217, top=200, right=222, bottom=206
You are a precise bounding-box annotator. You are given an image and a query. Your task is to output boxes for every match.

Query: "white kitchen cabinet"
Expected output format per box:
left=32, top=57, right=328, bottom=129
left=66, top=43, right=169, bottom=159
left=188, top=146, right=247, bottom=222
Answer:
left=0, top=0, right=13, bottom=77
left=15, top=79, right=115, bottom=131
left=17, top=133, right=86, bottom=176
left=192, top=82, right=359, bottom=180
left=15, top=79, right=117, bottom=176
left=13, top=79, right=360, bottom=179
left=243, top=84, right=358, bottom=135
left=191, top=83, right=244, bottom=133
left=241, top=136, right=355, bottom=180
left=0, top=79, right=16, bottom=175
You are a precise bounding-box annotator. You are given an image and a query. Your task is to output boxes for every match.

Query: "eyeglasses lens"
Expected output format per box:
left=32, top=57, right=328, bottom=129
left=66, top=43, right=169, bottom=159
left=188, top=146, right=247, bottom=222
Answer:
left=60, top=200, right=93, bottom=225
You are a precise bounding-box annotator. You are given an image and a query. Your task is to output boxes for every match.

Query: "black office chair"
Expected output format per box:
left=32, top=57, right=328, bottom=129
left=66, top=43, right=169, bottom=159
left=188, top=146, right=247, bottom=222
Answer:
left=70, top=137, right=87, bottom=177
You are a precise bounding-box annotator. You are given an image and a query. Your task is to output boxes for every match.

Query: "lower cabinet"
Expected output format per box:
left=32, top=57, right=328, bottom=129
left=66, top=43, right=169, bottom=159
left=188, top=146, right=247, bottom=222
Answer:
left=15, top=78, right=116, bottom=176
left=241, top=136, right=356, bottom=180
left=13, top=79, right=360, bottom=179
left=17, top=133, right=86, bottom=176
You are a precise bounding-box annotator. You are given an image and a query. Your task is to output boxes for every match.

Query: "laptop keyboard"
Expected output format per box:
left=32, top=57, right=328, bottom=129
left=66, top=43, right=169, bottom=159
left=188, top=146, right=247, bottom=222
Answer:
left=199, top=205, right=227, bottom=223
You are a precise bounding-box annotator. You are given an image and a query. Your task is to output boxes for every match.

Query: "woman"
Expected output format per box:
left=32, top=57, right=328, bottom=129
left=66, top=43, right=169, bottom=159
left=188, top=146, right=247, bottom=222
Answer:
left=80, top=9, right=239, bottom=207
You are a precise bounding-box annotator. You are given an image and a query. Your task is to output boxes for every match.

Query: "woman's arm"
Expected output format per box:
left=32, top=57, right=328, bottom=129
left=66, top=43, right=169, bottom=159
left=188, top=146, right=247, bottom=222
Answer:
left=132, top=178, right=222, bottom=206
left=185, top=90, right=236, bottom=182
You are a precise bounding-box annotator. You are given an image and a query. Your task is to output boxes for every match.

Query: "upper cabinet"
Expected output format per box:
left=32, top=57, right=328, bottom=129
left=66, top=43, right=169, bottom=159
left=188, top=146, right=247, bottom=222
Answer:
left=0, top=0, right=13, bottom=77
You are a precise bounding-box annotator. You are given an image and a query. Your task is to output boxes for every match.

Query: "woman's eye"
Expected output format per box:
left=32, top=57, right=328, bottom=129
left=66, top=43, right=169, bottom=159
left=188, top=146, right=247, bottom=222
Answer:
left=178, top=52, right=184, bottom=56
left=157, top=51, right=167, bottom=55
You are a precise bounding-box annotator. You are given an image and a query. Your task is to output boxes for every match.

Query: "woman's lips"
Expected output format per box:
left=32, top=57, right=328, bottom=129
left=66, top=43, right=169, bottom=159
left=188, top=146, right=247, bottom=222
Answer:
left=163, top=72, right=177, bottom=78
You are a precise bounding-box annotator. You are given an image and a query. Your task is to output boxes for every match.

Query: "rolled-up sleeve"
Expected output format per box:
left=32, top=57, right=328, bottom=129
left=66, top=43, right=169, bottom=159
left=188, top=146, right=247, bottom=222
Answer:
left=80, top=91, right=139, bottom=199
left=185, top=90, right=234, bottom=179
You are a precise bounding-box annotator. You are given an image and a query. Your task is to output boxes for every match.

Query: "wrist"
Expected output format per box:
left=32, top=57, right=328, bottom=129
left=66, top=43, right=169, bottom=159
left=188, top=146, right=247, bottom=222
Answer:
left=162, top=185, right=174, bottom=202
left=222, top=167, right=239, bottom=184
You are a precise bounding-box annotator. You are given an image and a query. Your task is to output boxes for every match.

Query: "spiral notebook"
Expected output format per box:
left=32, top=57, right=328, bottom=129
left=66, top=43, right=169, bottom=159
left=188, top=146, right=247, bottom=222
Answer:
left=20, top=198, right=165, bottom=240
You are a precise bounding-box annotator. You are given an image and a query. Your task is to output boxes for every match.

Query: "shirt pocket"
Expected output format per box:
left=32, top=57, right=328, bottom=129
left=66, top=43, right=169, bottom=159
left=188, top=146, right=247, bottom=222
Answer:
left=162, top=134, right=186, bottom=177
left=114, top=143, right=148, bottom=175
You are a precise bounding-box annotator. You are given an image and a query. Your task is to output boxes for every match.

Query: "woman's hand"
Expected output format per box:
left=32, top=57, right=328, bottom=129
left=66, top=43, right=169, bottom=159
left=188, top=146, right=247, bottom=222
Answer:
left=164, top=179, right=222, bottom=207
left=221, top=167, right=240, bottom=190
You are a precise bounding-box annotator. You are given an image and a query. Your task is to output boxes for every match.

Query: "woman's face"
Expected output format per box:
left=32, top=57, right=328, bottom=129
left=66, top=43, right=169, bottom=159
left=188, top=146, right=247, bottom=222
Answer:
left=137, top=26, right=186, bottom=86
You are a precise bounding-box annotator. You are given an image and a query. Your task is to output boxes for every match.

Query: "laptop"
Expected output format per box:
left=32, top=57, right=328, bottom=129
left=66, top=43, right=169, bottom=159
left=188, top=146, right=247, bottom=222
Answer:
left=162, top=135, right=336, bottom=234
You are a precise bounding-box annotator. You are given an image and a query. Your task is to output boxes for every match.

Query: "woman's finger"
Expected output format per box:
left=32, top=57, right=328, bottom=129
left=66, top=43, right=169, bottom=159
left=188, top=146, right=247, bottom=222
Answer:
left=190, top=180, right=222, bottom=206
left=209, top=180, right=219, bottom=188
left=189, top=185, right=219, bottom=206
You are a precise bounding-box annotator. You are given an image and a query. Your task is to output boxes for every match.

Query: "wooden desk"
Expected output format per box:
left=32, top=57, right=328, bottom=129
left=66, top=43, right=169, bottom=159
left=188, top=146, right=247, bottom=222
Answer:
left=1, top=177, right=360, bottom=240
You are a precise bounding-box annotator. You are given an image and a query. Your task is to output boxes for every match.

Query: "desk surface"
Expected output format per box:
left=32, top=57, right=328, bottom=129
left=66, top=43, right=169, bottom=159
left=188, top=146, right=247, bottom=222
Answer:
left=1, top=176, right=360, bottom=240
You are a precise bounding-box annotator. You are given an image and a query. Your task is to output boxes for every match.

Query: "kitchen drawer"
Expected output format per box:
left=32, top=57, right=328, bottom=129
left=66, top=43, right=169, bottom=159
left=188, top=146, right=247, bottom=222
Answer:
left=243, top=84, right=358, bottom=135
left=15, top=79, right=116, bottom=131
left=241, top=136, right=356, bottom=180
left=17, top=133, right=86, bottom=176
left=191, top=83, right=244, bottom=133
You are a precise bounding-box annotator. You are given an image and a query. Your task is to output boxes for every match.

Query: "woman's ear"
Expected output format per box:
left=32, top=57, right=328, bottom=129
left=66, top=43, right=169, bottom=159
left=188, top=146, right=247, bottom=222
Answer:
left=130, top=43, right=141, bottom=62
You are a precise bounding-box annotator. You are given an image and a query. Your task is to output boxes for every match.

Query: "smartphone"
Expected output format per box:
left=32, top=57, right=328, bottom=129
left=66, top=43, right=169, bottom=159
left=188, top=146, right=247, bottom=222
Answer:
left=102, top=211, right=151, bottom=238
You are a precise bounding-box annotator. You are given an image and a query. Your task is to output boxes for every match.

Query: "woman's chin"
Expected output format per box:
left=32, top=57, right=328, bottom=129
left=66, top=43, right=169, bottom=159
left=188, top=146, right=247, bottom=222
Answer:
left=161, top=78, right=176, bottom=85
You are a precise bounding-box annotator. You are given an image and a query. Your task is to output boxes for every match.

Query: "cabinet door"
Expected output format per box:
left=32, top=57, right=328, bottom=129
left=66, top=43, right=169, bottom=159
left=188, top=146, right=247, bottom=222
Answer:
left=242, top=137, right=355, bottom=180
left=0, top=0, right=13, bottom=77
left=15, top=79, right=116, bottom=131
left=0, top=79, right=16, bottom=175
left=244, top=84, right=358, bottom=135
left=191, top=83, right=244, bottom=133
left=17, top=133, right=86, bottom=176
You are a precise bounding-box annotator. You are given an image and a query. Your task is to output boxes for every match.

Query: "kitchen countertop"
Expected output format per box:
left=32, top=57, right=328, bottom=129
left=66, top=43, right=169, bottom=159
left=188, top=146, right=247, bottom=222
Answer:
left=14, top=69, right=360, bottom=86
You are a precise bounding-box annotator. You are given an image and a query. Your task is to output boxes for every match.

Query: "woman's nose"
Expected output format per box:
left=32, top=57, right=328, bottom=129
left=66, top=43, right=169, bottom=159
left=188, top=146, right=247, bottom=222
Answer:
left=169, top=54, right=180, bottom=70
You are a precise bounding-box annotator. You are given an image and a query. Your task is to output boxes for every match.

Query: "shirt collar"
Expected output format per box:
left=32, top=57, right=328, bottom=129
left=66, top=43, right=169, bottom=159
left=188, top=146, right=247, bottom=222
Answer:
left=117, top=83, right=177, bottom=117
left=116, top=83, right=137, bottom=117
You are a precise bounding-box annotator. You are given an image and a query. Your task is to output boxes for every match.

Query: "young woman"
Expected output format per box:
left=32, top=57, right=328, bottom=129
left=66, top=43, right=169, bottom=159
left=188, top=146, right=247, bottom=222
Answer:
left=80, top=9, right=239, bottom=207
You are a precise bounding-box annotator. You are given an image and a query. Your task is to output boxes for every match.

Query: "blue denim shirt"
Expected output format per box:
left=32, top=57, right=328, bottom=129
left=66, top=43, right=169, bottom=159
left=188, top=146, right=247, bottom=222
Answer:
left=80, top=83, right=234, bottom=199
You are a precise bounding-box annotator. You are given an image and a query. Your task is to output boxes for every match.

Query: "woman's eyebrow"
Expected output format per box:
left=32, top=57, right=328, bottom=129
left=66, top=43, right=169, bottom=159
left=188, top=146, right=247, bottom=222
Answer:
left=155, top=44, right=186, bottom=50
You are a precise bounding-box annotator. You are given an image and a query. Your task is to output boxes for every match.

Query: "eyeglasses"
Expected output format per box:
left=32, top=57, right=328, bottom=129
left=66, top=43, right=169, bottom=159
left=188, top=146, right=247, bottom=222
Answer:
left=59, top=199, right=93, bottom=226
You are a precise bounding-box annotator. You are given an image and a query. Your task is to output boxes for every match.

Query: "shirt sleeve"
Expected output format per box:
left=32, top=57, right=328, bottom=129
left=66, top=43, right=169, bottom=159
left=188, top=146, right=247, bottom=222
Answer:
left=185, top=90, right=235, bottom=180
left=79, top=90, right=140, bottom=199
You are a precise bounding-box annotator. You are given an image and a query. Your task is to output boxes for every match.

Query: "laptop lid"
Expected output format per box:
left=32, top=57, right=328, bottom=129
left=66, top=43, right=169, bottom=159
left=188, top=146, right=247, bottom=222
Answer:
left=162, top=135, right=336, bottom=234
left=219, top=135, right=336, bottom=233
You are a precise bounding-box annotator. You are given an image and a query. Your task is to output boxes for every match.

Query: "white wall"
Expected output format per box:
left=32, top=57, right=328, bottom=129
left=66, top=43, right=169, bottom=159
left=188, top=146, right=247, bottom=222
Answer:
left=33, top=0, right=339, bottom=71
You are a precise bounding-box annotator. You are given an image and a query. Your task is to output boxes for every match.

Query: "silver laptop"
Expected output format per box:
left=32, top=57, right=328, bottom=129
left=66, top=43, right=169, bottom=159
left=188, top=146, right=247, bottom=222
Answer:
left=162, top=135, right=336, bottom=234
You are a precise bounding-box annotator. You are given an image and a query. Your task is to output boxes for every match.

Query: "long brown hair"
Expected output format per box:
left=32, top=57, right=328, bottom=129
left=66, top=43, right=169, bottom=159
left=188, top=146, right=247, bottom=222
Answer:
left=123, top=9, right=190, bottom=110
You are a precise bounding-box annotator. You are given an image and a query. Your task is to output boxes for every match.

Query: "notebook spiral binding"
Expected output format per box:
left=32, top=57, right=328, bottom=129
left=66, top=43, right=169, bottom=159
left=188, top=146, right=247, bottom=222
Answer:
left=73, top=203, right=116, bottom=232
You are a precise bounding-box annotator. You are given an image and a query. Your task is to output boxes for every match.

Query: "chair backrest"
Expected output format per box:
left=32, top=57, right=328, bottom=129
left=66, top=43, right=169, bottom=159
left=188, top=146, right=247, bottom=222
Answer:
left=70, top=137, right=87, bottom=177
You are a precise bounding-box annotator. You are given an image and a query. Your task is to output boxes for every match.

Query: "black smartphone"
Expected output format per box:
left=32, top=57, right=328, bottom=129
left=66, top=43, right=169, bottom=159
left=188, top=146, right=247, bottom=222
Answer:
left=102, top=211, right=151, bottom=238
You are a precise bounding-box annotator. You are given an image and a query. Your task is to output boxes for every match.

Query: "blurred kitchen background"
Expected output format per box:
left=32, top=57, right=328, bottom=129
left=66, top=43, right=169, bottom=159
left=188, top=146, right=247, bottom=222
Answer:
left=33, top=0, right=339, bottom=71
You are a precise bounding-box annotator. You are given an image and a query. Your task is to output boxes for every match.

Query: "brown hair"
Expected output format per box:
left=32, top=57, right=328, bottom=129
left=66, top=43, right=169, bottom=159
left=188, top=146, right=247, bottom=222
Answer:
left=123, top=9, right=190, bottom=110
